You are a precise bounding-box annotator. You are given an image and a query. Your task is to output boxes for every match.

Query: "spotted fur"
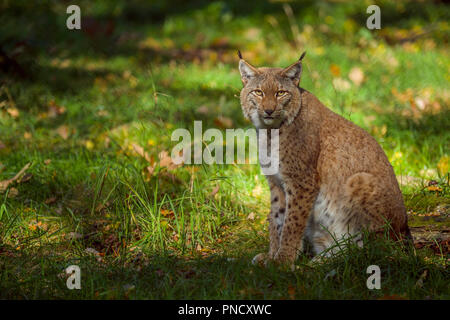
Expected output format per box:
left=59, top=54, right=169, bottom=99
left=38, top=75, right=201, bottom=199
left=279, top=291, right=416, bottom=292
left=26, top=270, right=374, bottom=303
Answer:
left=238, top=54, right=411, bottom=268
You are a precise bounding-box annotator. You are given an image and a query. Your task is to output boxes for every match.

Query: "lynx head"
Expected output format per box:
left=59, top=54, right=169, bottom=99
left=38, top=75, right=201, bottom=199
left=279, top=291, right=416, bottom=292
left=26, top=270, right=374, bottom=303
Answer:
left=238, top=51, right=305, bottom=128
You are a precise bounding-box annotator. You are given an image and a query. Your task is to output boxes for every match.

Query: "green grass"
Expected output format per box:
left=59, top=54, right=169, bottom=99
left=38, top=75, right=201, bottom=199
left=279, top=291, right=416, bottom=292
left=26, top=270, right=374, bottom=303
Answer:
left=0, top=0, right=449, bottom=299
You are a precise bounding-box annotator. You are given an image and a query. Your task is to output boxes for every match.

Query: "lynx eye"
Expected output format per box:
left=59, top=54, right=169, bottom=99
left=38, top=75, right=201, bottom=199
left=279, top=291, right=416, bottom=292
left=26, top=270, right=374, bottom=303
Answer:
left=252, top=90, right=263, bottom=97
left=276, top=90, right=288, bottom=97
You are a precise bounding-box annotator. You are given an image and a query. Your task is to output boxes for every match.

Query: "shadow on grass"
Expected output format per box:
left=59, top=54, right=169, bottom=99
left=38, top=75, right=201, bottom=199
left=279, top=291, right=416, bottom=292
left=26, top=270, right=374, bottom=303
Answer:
left=1, top=232, right=448, bottom=299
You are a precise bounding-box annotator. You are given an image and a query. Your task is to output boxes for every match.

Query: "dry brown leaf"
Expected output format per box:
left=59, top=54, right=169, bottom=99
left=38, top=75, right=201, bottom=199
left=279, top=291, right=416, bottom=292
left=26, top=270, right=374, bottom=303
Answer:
left=329, top=64, right=340, bottom=77
left=391, top=88, right=413, bottom=104
left=0, top=162, right=31, bottom=193
left=386, top=55, right=399, bottom=68
left=214, top=116, right=233, bottom=128
left=132, top=143, right=152, bottom=163
left=45, top=197, right=57, bottom=205
left=146, top=165, right=155, bottom=176
left=251, top=185, right=262, bottom=197
left=332, top=78, right=351, bottom=92
left=141, top=148, right=182, bottom=179
left=95, top=201, right=110, bottom=213
left=48, top=100, right=66, bottom=118
left=210, top=184, right=220, bottom=197
left=196, top=105, right=209, bottom=115
left=437, top=156, right=449, bottom=176
left=348, top=67, right=364, bottom=86
left=159, top=150, right=181, bottom=170
left=161, top=209, right=174, bottom=218
left=288, top=285, right=296, bottom=299
left=6, top=108, right=19, bottom=118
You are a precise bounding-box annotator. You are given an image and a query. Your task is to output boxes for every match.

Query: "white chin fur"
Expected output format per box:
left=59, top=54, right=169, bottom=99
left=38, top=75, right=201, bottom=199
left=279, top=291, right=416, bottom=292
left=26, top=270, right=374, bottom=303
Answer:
left=250, top=113, right=263, bottom=128
left=263, top=118, right=274, bottom=125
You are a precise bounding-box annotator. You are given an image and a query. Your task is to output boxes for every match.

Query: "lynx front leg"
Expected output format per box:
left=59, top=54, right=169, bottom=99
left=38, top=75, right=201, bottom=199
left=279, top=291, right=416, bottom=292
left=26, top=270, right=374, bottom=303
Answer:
left=275, top=180, right=318, bottom=267
left=252, top=179, right=286, bottom=266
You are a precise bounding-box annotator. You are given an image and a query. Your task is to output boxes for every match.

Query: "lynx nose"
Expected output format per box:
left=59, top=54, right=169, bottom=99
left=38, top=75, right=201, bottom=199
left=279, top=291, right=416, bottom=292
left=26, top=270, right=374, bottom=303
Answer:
left=264, top=109, right=274, bottom=116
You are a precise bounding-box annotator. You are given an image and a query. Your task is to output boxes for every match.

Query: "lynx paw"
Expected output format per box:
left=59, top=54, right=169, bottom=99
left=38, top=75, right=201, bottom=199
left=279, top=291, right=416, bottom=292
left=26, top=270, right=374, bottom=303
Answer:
left=251, top=253, right=268, bottom=266
left=273, top=250, right=296, bottom=271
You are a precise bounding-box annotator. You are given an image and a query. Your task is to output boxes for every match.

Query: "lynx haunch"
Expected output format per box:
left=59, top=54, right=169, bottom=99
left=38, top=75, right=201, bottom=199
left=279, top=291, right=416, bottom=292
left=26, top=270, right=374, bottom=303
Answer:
left=238, top=51, right=411, bottom=267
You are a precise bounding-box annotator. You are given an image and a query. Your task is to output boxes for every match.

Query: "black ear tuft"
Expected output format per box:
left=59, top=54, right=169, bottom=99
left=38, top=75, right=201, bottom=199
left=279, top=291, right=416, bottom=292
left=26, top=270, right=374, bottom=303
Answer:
left=299, top=51, right=306, bottom=61
left=237, top=50, right=243, bottom=59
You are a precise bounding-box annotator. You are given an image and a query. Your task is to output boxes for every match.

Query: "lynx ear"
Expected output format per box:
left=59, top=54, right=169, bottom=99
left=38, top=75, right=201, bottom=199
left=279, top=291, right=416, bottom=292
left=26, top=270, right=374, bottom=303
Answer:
left=238, top=53, right=259, bottom=85
left=281, top=52, right=306, bottom=86
left=282, top=62, right=302, bottom=86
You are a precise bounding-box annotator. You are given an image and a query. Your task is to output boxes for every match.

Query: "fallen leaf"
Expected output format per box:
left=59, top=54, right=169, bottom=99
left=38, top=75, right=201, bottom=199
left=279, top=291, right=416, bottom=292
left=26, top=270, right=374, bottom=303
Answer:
left=146, top=165, right=155, bottom=176
left=391, top=88, right=414, bottom=104
left=56, top=125, right=70, bottom=140
left=437, top=156, right=449, bottom=176
left=132, top=143, right=152, bottom=163
left=386, top=55, right=399, bottom=68
left=45, top=197, right=57, bottom=204
left=196, top=105, right=209, bottom=115
left=48, top=101, right=66, bottom=118
left=288, top=285, right=296, bottom=299
left=7, top=187, right=18, bottom=198
left=427, top=185, right=442, bottom=192
left=6, top=108, right=19, bottom=118
left=159, top=150, right=181, bottom=170
left=251, top=185, right=262, bottom=197
left=214, top=116, right=233, bottom=128
left=210, top=184, right=220, bottom=197
left=329, top=64, right=341, bottom=77
left=161, top=209, right=174, bottom=218
left=332, top=78, right=351, bottom=91
left=95, top=201, right=110, bottom=213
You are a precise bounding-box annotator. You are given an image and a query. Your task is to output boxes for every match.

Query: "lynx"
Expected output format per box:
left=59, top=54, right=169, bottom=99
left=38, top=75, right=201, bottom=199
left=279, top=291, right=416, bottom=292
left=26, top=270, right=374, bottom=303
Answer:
left=238, top=51, right=411, bottom=268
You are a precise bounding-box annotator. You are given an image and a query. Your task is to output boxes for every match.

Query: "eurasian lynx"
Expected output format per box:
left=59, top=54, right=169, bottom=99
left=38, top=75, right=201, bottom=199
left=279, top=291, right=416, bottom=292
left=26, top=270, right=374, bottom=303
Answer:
left=238, top=52, right=411, bottom=268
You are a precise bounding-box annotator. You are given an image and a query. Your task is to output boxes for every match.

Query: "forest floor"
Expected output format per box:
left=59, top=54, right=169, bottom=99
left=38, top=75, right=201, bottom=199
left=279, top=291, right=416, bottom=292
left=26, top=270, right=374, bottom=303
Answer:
left=1, top=1, right=449, bottom=299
